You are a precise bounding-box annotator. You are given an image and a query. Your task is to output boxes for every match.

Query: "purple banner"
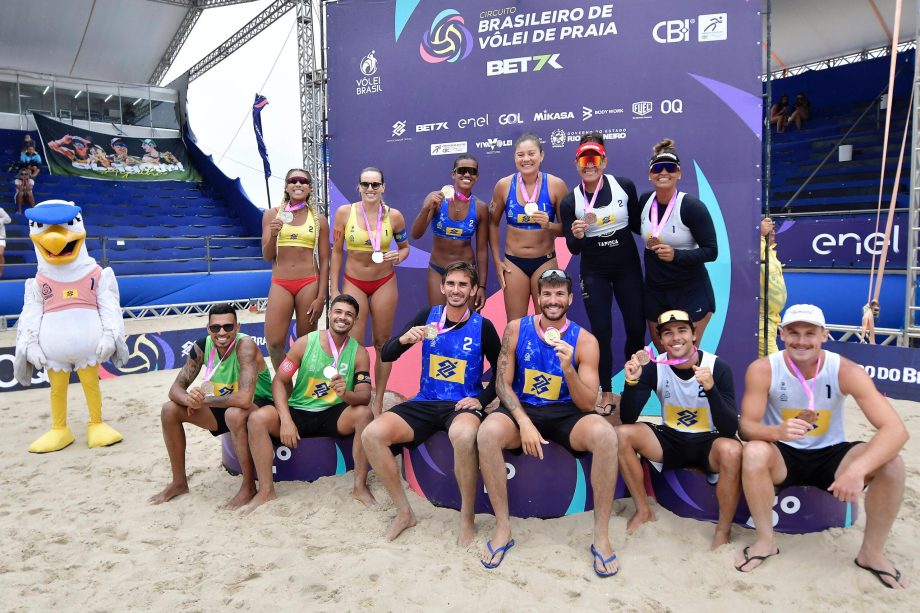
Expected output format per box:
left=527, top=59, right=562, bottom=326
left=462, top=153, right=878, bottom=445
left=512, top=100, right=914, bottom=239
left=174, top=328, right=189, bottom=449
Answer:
left=774, top=213, right=907, bottom=269
left=326, top=1, right=762, bottom=394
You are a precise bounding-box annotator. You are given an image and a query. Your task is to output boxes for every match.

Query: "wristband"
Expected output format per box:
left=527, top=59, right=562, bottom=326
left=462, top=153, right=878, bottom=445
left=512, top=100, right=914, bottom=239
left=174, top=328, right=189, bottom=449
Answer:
left=279, top=357, right=299, bottom=376
left=625, top=378, right=639, bottom=386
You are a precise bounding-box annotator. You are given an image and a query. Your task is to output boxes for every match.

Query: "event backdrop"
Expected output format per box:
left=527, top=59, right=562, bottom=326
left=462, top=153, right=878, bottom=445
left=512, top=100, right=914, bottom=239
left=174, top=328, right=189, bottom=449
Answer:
left=325, top=0, right=762, bottom=396
left=34, top=113, right=201, bottom=182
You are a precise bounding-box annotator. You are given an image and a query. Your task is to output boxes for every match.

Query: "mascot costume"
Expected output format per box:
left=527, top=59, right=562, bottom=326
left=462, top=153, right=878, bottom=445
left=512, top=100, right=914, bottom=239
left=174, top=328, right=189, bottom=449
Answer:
left=14, top=200, right=128, bottom=452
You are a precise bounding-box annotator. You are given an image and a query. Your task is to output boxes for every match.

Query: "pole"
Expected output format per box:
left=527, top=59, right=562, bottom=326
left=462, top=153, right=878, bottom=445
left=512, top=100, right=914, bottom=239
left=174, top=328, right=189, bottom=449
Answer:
left=265, top=177, right=272, bottom=210
left=762, top=0, right=772, bottom=356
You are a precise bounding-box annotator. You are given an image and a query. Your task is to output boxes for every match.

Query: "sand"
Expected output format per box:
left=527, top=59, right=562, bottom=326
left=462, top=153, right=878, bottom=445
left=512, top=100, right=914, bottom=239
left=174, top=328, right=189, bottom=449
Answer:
left=0, top=367, right=916, bottom=611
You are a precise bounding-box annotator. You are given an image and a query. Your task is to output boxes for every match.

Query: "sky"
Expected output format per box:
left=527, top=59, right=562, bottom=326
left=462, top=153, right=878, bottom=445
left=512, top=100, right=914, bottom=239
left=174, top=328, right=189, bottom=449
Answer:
left=161, top=0, right=306, bottom=209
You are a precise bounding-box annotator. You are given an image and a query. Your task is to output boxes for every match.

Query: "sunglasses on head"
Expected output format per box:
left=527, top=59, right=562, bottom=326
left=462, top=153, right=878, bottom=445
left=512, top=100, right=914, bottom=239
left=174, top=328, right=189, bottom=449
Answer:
left=650, top=162, right=679, bottom=174
left=656, top=309, right=691, bottom=326
left=539, top=268, right=568, bottom=280
left=576, top=154, right=604, bottom=169
left=287, top=176, right=312, bottom=185
left=208, top=323, right=235, bottom=333
left=453, top=166, right=478, bottom=176
left=359, top=181, right=383, bottom=189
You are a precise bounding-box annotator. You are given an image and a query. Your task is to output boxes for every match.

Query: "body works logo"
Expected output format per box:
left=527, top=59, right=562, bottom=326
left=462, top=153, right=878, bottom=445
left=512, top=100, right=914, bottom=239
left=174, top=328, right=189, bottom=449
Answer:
left=420, top=9, right=473, bottom=63
left=356, top=50, right=381, bottom=95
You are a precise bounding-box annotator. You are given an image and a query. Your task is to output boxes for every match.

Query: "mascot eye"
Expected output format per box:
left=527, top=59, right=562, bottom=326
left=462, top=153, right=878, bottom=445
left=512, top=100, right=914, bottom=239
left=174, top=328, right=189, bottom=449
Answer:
left=67, top=220, right=74, bottom=226
left=75, top=215, right=82, bottom=223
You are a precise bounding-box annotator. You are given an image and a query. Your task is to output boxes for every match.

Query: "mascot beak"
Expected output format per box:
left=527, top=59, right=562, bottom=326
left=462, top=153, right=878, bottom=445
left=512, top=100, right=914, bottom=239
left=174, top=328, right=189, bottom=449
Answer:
left=32, top=225, right=86, bottom=264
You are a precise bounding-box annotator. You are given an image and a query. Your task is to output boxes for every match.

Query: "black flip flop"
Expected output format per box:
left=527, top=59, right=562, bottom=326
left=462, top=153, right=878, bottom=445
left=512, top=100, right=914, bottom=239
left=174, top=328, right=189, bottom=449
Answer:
left=595, top=404, right=615, bottom=417
left=735, top=546, right=780, bottom=572
left=854, top=558, right=903, bottom=589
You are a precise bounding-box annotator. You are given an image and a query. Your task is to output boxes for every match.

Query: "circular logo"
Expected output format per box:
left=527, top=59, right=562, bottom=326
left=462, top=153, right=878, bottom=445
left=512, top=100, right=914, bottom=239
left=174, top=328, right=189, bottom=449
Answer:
left=419, top=9, right=473, bottom=64
left=360, top=50, right=378, bottom=76
left=550, top=129, right=567, bottom=148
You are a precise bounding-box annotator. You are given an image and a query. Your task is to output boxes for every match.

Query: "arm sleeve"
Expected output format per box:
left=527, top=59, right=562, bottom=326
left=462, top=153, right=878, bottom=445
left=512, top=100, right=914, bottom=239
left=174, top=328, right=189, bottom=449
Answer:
left=673, top=197, right=718, bottom=266
left=619, top=363, right=657, bottom=424
left=625, top=181, right=643, bottom=235
left=475, top=318, right=502, bottom=406
left=380, top=308, right=430, bottom=362
left=706, top=358, right=738, bottom=437
left=560, top=191, right=584, bottom=255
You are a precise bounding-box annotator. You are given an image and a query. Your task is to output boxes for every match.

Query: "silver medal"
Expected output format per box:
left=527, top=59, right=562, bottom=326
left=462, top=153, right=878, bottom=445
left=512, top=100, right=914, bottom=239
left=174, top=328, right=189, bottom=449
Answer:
left=371, top=251, right=384, bottom=264
left=441, top=185, right=455, bottom=200
left=201, top=381, right=215, bottom=397
left=278, top=210, right=294, bottom=224
left=323, top=365, right=338, bottom=380
left=524, top=202, right=539, bottom=216
left=544, top=327, right=561, bottom=344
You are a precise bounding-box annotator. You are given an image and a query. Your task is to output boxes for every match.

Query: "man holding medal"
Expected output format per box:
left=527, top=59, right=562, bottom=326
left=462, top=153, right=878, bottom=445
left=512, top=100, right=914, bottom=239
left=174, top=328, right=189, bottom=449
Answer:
left=149, top=304, right=274, bottom=509
left=735, top=305, right=908, bottom=588
left=616, top=309, right=741, bottom=550
left=364, top=262, right=501, bottom=543
left=477, top=269, right=620, bottom=577
left=240, top=294, right=375, bottom=515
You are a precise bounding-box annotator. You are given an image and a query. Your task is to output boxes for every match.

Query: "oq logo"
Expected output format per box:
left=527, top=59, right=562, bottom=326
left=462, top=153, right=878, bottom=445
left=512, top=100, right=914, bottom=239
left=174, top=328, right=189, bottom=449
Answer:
left=360, top=50, right=378, bottom=76
left=420, top=9, right=473, bottom=63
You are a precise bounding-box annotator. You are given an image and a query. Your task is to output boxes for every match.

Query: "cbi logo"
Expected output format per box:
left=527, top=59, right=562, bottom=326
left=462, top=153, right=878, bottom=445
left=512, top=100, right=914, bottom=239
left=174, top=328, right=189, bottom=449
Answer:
left=654, top=14, right=728, bottom=43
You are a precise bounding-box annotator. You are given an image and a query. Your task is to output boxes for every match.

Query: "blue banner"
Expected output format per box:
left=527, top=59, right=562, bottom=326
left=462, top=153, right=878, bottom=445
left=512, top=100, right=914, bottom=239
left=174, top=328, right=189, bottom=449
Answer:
left=252, top=93, right=271, bottom=180
left=773, top=213, right=907, bottom=269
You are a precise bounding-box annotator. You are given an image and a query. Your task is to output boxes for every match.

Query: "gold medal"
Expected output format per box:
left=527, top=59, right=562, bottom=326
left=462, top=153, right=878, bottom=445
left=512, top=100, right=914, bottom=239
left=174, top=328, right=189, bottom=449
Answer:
left=371, top=251, right=384, bottom=264
left=425, top=324, right=438, bottom=340
left=323, top=365, right=338, bottom=380
left=544, top=327, right=561, bottom=344
left=524, top=202, right=539, bottom=216
left=201, top=381, right=215, bottom=397
left=635, top=349, right=650, bottom=366
left=441, top=185, right=455, bottom=200
left=646, top=236, right=660, bottom=249
left=584, top=212, right=597, bottom=225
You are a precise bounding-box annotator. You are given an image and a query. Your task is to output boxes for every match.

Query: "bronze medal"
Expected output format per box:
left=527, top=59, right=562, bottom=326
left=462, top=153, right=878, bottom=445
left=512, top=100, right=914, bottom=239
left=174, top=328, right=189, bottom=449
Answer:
left=796, top=410, right=817, bottom=425
left=646, top=235, right=660, bottom=249
left=584, top=212, right=597, bottom=225
left=635, top=349, right=651, bottom=366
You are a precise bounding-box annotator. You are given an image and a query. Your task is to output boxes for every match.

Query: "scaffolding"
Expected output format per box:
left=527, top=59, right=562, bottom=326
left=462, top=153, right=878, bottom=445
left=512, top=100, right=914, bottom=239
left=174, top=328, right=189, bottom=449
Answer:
left=902, top=0, right=920, bottom=347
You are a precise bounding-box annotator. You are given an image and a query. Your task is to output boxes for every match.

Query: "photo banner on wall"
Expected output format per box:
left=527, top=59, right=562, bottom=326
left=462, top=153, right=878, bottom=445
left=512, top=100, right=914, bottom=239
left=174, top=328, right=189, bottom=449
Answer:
left=325, top=0, right=763, bottom=395
left=33, top=113, right=202, bottom=182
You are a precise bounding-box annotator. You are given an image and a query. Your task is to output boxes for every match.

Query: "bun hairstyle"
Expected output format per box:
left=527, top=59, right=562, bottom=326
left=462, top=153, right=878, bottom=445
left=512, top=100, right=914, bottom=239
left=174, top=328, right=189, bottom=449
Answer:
left=579, top=132, right=605, bottom=147
left=652, top=138, right=676, bottom=156
left=649, top=138, right=681, bottom=168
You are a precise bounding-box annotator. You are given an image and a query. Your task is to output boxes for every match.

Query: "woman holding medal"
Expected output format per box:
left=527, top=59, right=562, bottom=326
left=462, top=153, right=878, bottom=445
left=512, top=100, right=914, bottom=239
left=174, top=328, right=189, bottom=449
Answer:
left=561, top=133, right=644, bottom=416
left=331, top=167, right=410, bottom=416
left=489, top=133, right=569, bottom=320
left=261, top=168, right=329, bottom=370
left=640, top=139, right=718, bottom=351
left=410, top=154, right=490, bottom=310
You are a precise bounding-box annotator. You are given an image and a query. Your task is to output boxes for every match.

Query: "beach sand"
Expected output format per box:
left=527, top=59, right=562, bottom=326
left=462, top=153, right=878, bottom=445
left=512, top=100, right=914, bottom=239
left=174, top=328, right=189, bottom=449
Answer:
left=0, top=367, right=916, bottom=611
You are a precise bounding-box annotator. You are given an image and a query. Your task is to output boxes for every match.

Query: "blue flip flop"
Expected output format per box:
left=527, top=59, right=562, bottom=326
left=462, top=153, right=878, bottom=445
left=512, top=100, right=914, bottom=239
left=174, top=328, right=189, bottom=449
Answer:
left=590, top=544, right=619, bottom=577
left=481, top=539, right=515, bottom=569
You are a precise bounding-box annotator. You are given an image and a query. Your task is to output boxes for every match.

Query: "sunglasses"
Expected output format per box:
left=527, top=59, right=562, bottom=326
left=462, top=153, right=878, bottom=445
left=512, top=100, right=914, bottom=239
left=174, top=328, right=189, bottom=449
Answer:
left=208, top=323, right=236, bottom=333
left=650, top=162, right=679, bottom=174
left=656, top=309, right=691, bottom=326
left=576, top=154, right=604, bottom=169
left=539, top=268, right=568, bottom=280
left=359, top=181, right=383, bottom=189
left=287, top=176, right=312, bottom=185
left=453, top=166, right=478, bottom=176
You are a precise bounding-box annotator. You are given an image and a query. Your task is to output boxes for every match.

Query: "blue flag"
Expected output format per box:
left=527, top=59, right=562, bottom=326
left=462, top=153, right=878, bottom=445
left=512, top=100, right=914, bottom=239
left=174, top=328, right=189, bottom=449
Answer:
left=252, top=94, right=271, bottom=180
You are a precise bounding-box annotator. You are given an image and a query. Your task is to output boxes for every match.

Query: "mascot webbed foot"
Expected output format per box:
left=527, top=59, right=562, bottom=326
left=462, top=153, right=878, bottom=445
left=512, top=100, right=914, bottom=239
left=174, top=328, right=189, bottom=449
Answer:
left=29, top=427, right=76, bottom=453
left=87, top=422, right=123, bottom=448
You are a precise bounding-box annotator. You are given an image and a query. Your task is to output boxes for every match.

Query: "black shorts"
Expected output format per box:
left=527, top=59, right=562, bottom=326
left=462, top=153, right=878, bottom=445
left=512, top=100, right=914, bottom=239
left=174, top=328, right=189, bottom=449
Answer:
left=643, top=280, right=715, bottom=322
left=254, top=397, right=274, bottom=408
left=495, top=402, right=590, bottom=457
left=286, top=403, right=349, bottom=439
left=644, top=423, right=726, bottom=471
left=777, top=441, right=864, bottom=490
left=209, top=407, right=230, bottom=437
left=389, top=400, right=485, bottom=449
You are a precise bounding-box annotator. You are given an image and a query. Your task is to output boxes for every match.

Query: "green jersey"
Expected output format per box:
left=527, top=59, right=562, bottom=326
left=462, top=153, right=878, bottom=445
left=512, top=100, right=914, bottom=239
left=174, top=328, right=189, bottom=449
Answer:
left=288, top=331, right=359, bottom=412
left=203, top=332, right=273, bottom=401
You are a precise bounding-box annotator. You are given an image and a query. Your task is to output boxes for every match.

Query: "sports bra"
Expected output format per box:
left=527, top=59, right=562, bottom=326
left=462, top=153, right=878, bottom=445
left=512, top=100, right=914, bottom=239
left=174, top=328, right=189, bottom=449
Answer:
left=345, top=203, right=393, bottom=252
left=432, top=196, right=477, bottom=240
left=276, top=206, right=317, bottom=249
left=505, top=172, right=555, bottom=230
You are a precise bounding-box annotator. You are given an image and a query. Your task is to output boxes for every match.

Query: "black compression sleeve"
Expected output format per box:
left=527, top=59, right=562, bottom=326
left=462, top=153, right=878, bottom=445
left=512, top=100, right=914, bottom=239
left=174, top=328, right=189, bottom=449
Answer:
left=380, top=308, right=431, bottom=362
left=672, top=196, right=718, bottom=266
left=622, top=178, right=642, bottom=235
left=619, top=362, right=657, bottom=423
left=705, top=358, right=738, bottom=437
left=476, top=318, right=502, bottom=406
left=560, top=190, right=583, bottom=255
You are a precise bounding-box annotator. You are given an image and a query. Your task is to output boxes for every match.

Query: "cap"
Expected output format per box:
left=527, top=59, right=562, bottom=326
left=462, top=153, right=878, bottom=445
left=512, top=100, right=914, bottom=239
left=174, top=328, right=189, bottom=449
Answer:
left=655, top=309, right=694, bottom=332
left=141, top=138, right=157, bottom=147
left=25, top=200, right=82, bottom=224
left=649, top=150, right=680, bottom=169
left=575, top=142, right=606, bottom=158
left=780, top=304, right=826, bottom=328
left=111, top=137, right=126, bottom=147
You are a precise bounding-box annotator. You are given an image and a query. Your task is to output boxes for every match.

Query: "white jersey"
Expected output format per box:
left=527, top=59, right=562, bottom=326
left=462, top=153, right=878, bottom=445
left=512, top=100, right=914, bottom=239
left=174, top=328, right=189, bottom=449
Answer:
left=640, top=191, right=697, bottom=250
left=657, top=351, right=718, bottom=433
left=765, top=350, right=846, bottom=450
left=574, top=173, right=630, bottom=237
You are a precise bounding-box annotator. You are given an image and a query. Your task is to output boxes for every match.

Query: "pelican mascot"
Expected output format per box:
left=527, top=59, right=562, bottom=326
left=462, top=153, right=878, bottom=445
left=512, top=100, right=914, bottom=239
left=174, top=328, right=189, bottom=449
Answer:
left=14, top=199, right=128, bottom=452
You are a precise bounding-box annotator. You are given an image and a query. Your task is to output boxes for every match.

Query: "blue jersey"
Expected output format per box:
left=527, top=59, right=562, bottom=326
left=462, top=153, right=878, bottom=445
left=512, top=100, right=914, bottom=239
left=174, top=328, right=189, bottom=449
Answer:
left=505, top=172, right=555, bottom=230
left=414, top=306, right=485, bottom=402
left=513, top=315, right=581, bottom=405
left=432, top=196, right=477, bottom=240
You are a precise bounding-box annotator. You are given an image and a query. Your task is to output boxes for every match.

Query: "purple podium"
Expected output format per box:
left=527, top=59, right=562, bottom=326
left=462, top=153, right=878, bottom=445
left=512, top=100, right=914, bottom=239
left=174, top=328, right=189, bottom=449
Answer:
left=401, top=431, right=629, bottom=519
left=648, top=466, right=857, bottom=534
left=220, top=433, right=355, bottom=482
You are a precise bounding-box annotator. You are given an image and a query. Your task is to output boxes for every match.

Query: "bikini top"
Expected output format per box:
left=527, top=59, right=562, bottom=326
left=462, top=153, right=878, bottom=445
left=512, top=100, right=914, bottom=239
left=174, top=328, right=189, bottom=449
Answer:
left=276, top=206, right=317, bottom=249
left=345, top=203, right=393, bottom=252
left=505, top=172, right=554, bottom=230
left=431, top=195, right=477, bottom=240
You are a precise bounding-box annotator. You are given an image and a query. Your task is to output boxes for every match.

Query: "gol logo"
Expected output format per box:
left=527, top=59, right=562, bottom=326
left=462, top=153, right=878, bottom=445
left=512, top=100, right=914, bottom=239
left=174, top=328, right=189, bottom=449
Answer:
left=420, top=9, right=473, bottom=63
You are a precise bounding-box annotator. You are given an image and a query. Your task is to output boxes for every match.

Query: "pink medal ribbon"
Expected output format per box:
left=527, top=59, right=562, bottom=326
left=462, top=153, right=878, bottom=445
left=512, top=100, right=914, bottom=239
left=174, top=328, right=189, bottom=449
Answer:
left=437, top=307, right=470, bottom=333
left=535, top=315, right=570, bottom=344
left=454, top=190, right=471, bottom=202
left=324, top=330, right=349, bottom=379
left=643, top=343, right=697, bottom=366
left=518, top=173, right=541, bottom=207
left=359, top=202, right=385, bottom=259
left=649, top=190, right=678, bottom=241
left=581, top=176, right=604, bottom=222
left=285, top=200, right=307, bottom=212
left=785, top=352, right=823, bottom=413
left=203, top=336, right=237, bottom=383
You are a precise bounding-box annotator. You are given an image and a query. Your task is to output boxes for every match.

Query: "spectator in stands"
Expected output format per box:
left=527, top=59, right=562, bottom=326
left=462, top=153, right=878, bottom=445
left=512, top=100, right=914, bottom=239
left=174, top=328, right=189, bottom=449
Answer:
left=14, top=167, right=35, bottom=214
left=21, top=134, right=34, bottom=151
left=0, top=205, right=10, bottom=278
left=770, top=94, right=789, bottom=133
left=20, top=143, right=42, bottom=178
left=787, top=92, right=811, bottom=131
left=759, top=217, right=786, bottom=356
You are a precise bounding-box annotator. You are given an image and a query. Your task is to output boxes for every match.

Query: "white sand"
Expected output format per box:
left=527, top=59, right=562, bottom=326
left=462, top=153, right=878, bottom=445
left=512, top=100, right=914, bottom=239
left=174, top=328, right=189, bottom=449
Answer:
left=0, top=368, right=916, bottom=611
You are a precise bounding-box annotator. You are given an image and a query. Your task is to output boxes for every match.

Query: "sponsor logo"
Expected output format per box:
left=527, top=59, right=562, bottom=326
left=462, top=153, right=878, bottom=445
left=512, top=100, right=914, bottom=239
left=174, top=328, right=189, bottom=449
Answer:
left=431, top=141, right=467, bottom=155
left=392, top=121, right=407, bottom=137
left=676, top=409, right=699, bottom=428
left=550, top=129, right=567, bottom=148
left=475, top=137, right=513, bottom=152
left=698, top=13, right=728, bottom=41
left=661, top=99, right=684, bottom=114
left=457, top=114, right=489, bottom=129
left=812, top=226, right=900, bottom=256
left=436, top=359, right=458, bottom=379
left=632, top=101, right=653, bottom=118
left=420, top=9, right=473, bottom=63
left=486, top=53, right=562, bottom=76
left=416, top=122, right=449, bottom=132
left=356, top=50, right=382, bottom=95
left=654, top=14, right=728, bottom=44
left=582, top=105, right=624, bottom=121
left=602, top=128, right=627, bottom=140
left=359, top=50, right=378, bottom=76
left=551, top=127, right=626, bottom=148
left=533, top=110, right=575, bottom=122
left=654, top=19, right=692, bottom=43
left=498, top=112, right=523, bottom=125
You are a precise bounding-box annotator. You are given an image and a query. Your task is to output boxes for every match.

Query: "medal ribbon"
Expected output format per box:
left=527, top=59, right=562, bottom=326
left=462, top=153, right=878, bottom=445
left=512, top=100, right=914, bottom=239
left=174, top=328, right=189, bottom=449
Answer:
left=650, top=190, right=678, bottom=239
left=785, top=352, right=823, bottom=412
left=326, top=330, right=349, bottom=373
left=517, top=172, right=541, bottom=206
left=436, top=306, right=470, bottom=334
left=645, top=343, right=697, bottom=366
left=581, top=175, right=604, bottom=219
left=535, top=315, right=570, bottom=343
left=359, top=202, right=384, bottom=253
left=203, top=336, right=237, bottom=382
left=284, top=200, right=307, bottom=213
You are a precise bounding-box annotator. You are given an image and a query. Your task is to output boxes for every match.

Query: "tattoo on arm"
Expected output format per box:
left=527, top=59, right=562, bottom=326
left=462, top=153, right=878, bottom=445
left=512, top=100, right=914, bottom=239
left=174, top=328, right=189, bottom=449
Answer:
left=495, top=326, right=521, bottom=412
left=175, top=344, right=203, bottom=389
